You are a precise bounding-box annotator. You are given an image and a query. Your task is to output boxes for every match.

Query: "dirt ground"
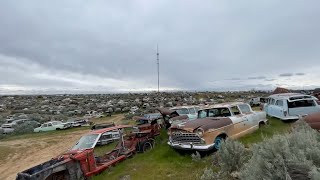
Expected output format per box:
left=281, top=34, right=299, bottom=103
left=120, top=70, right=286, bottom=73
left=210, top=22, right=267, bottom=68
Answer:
left=0, top=114, right=124, bottom=180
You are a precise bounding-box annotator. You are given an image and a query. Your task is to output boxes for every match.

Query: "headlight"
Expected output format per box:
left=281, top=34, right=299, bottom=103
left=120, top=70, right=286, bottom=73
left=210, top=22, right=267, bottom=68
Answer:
left=195, top=128, right=204, bottom=137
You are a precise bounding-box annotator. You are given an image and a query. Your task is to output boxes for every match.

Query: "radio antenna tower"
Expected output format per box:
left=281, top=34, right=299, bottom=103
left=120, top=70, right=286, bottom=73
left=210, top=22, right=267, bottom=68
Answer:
left=157, top=44, right=160, bottom=93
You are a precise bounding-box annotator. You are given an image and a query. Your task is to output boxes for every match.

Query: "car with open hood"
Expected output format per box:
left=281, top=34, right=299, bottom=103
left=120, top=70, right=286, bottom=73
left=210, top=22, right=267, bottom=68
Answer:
left=167, top=102, right=267, bottom=151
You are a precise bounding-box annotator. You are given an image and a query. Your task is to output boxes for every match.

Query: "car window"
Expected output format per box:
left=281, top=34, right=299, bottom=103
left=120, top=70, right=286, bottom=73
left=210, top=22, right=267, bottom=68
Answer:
left=238, top=104, right=251, bottom=113
left=189, top=108, right=196, bottom=114
left=270, top=98, right=275, bottom=105
left=175, top=108, right=189, bottom=115
left=198, top=108, right=231, bottom=118
left=288, top=100, right=316, bottom=108
left=230, top=106, right=241, bottom=115
left=48, top=123, right=52, bottom=126
left=198, top=110, right=207, bottom=118
left=52, top=122, right=57, bottom=125
left=43, top=124, right=48, bottom=127
left=275, top=100, right=283, bottom=106
left=208, top=109, right=219, bottom=117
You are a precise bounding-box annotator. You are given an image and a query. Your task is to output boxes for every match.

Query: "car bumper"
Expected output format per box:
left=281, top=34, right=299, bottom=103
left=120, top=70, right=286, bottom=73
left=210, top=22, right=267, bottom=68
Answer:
left=167, top=141, right=215, bottom=151
left=281, top=114, right=307, bottom=120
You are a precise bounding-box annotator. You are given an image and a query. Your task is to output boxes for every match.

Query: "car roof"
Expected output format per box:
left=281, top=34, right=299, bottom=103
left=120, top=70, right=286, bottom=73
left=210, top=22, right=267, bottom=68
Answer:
left=88, top=125, right=132, bottom=135
left=45, top=121, right=61, bottom=124
left=171, top=106, right=197, bottom=110
left=269, top=93, right=314, bottom=100
left=199, top=102, right=246, bottom=110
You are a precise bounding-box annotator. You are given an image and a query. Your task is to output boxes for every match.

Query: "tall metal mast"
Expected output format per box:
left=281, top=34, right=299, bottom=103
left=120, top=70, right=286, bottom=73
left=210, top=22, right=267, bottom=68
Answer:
left=157, top=44, right=160, bottom=93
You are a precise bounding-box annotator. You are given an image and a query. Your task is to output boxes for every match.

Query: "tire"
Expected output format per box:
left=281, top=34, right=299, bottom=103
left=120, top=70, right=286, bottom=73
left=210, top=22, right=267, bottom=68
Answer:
left=213, top=136, right=224, bottom=150
left=56, top=128, right=61, bottom=130
left=141, top=141, right=153, bottom=152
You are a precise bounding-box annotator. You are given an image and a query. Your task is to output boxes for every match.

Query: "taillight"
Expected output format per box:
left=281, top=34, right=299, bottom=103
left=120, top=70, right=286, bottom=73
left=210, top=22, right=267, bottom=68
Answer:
left=283, top=110, right=287, bottom=116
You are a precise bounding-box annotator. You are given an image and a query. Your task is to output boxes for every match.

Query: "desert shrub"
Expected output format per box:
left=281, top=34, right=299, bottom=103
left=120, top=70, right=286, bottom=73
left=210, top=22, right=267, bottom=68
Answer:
left=13, top=121, right=39, bottom=134
left=201, top=139, right=250, bottom=179
left=240, top=121, right=320, bottom=180
left=191, top=151, right=201, bottom=162
left=218, top=139, right=249, bottom=174
left=200, top=167, right=216, bottom=180
left=309, top=167, right=320, bottom=180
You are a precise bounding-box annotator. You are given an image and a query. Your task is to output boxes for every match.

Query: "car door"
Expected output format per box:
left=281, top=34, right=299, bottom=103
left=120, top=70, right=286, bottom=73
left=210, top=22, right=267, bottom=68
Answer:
left=238, top=104, right=259, bottom=133
left=41, top=123, right=48, bottom=131
left=229, top=106, right=248, bottom=139
left=267, top=98, right=276, bottom=117
left=47, top=123, right=54, bottom=131
left=273, top=100, right=285, bottom=119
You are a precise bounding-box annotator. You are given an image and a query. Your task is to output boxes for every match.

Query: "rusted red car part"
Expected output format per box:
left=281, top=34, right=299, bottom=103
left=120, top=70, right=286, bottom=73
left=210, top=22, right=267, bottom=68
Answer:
left=304, top=112, right=320, bottom=130
left=17, top=123, right=160, bottom=180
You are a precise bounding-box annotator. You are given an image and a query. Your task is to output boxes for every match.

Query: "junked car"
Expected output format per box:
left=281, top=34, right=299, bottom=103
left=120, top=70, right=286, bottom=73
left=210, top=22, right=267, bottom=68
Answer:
left=96, top=129, right=120, bottom=145
left=171, top=106, right=199, bottom=120
left=33, top=121, right=68, bottom=132
left=157, top=106, right=200, bottom=128
left=303, top=112, right=320, bottom=131
left=1, top=123, right=15, bottom=134
left=168, top=102, right=267, bottom=151
left=263, top=93, right=320, bottom=120
left=17, top=123, right=160, bottom=180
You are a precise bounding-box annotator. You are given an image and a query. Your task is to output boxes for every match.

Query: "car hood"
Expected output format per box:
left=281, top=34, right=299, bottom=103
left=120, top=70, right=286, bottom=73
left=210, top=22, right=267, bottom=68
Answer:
left=170, top=117, right=233, bottom=132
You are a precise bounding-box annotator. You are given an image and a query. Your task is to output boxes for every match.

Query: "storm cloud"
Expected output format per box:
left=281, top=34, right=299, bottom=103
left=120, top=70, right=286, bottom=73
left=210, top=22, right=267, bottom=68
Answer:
left=0, top=0, right=320, bottom=94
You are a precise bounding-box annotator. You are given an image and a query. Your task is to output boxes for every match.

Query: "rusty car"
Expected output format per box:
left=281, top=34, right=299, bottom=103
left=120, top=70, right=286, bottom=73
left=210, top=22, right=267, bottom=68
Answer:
left=16, top=122, right=160, bottom=180
left=157, top=106, right=200, bottom=128
left=303, top=112, right=320, bottom=130
left=167, top=102, right=267, bottom=151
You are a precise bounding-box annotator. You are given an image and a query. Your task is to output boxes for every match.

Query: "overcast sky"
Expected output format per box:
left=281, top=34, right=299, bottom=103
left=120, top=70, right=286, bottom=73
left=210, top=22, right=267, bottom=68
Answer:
left=0, top=0, right=320, bottom=94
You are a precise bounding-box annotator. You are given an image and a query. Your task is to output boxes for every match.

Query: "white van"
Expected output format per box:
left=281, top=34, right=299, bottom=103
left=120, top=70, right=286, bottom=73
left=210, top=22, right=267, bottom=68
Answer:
left=264, top=93, right=320, bottom=120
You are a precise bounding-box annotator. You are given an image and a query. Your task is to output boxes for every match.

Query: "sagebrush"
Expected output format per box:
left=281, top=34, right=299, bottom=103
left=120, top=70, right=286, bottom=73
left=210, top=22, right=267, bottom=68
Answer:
left=201, top=121, right=320, bottom=180
left=240, top=121, right=320, bottom=180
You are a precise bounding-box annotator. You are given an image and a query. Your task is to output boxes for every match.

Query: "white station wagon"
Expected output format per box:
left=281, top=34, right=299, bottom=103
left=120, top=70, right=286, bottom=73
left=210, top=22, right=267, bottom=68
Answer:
left=168, top=102, right=268, bottom=151
left=263, top=93, right=320, bottom=120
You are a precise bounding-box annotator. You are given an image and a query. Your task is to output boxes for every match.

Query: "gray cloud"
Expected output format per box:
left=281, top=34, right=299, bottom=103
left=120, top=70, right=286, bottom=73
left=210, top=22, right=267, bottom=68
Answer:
left=248, top=76, right=266, bottom=80
left=225, top=78, right=242, bottom=81
left=0, top=0, right=320, bottom=93
left=279, top=73, right=294, bottom=77
left=296, top=73, right=306, bottom=76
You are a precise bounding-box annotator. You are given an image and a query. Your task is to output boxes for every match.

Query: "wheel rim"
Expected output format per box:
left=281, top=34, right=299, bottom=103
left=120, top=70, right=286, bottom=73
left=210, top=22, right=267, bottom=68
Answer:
left=143, top=142, right=152, bottom=152
left=214, top=137, right=222, bottom=150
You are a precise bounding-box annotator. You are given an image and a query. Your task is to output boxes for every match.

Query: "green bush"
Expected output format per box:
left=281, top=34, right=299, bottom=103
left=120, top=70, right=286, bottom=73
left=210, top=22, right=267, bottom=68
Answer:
left=13, top=121, right=39, bottom=134
left=240, top=121, right=320, bottom=180
left=200, top=167, right=216, bottom=180
left=200, top=139, right=249, bottom=179
left=218, top=139, right=249, bottom=174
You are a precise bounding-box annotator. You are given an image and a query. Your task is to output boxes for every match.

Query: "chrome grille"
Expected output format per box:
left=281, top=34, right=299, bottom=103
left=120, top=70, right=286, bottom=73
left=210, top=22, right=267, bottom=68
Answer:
left=171, top=132, right=201, bottom=144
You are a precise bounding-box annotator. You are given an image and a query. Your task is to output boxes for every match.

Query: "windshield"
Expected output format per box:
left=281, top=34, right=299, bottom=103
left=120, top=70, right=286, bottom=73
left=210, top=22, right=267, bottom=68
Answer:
left=72, top=134, right=100, bottom=150
left=198, top=108, right=231, bottom=118
left=175, top=108, right=189, bottom=115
